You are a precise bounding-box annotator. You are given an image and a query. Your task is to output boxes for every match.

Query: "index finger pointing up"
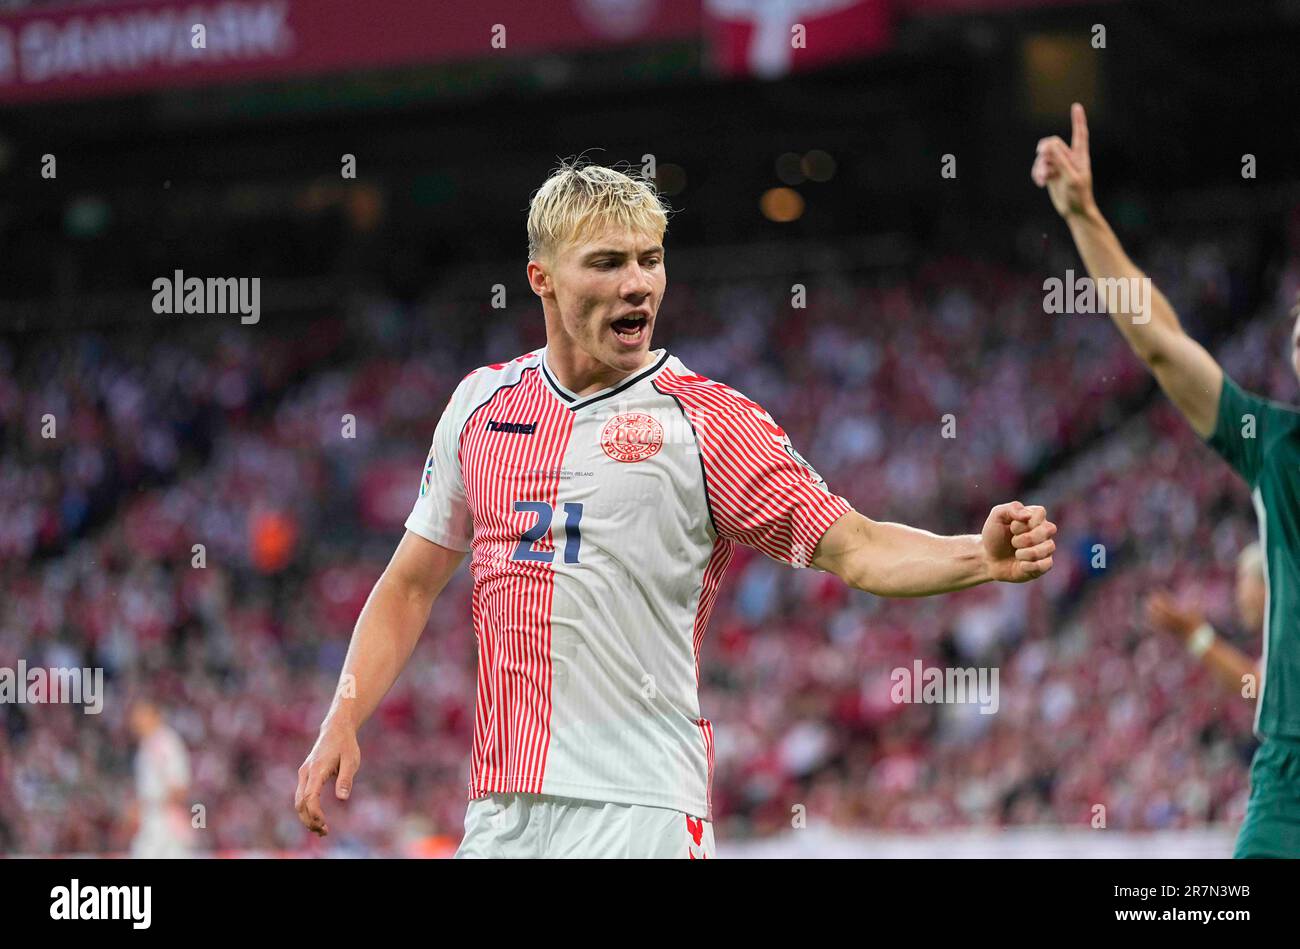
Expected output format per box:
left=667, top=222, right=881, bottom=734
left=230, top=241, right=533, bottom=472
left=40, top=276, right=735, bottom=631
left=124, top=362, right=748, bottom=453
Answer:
left=1071, top=102, right=1089, bottom=154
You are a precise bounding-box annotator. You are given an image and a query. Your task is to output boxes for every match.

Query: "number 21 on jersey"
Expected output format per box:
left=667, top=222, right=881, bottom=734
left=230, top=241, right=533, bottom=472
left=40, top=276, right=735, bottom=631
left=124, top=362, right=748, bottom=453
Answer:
left=511, top=501, right=584, bottom=564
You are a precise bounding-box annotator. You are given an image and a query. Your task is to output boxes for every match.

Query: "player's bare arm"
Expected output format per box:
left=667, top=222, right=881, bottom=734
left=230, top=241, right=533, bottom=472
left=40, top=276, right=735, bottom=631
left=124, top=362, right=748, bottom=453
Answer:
left=294, top=531, right=466, bottom=836
left=811, top=501, right=1055, bottom=596
left=1032, top=102, right=1223, bottom=438
left=1145, top=593, right=1261, bottom=697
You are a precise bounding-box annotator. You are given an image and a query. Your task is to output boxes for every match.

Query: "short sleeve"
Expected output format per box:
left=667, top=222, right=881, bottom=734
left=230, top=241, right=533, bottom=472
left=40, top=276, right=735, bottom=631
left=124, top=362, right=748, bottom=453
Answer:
left=404, top=380, right=473, bottom=551
left=697, top=392, right=852, bottom=568
left=1207, top=374, right=1271, bottom=488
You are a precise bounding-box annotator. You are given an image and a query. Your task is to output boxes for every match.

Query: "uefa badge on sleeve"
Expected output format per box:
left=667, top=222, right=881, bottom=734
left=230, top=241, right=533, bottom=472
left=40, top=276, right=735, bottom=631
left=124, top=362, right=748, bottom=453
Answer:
left=420, top=451, right=435, bottom=497
left=783, top=442, right=825, bottom=486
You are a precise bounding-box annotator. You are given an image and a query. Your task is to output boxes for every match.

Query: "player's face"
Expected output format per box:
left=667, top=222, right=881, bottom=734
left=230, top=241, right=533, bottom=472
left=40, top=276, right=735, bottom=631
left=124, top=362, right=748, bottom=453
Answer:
left=129, top=705, right=155, bottom=738
left=547, top=224, right=665, bottom=374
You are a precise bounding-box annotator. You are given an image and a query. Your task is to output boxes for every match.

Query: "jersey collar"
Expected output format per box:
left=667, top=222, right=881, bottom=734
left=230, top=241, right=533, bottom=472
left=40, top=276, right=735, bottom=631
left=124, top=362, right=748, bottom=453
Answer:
left=539, top=347, right=670, bottom=411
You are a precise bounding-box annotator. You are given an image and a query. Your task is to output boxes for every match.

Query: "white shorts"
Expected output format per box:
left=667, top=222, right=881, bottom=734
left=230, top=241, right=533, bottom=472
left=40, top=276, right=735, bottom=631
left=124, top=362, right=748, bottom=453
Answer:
left=130, top=815, right=195, bottom=858
left=454, top=792, right=717, bottom=859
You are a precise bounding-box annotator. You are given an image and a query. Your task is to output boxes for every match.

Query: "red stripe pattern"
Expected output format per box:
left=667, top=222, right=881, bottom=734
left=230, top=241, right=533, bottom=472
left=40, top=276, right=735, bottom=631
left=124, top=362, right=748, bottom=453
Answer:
left=659, top=366, right=851, bottom=821
left=690, top=537, right=734, bottom=688
left=696, top=717, right=715, bottom=819
left=458, top=363, right=573, bottom=797
left=655, top=368, right=853, bottom=567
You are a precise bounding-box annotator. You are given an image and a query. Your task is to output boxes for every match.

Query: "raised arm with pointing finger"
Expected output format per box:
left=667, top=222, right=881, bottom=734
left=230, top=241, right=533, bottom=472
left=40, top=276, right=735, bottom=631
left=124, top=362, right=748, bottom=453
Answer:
left=1030, top=103, right=1224, bottom=438
left=1037, top=106, right=1300, bottom=860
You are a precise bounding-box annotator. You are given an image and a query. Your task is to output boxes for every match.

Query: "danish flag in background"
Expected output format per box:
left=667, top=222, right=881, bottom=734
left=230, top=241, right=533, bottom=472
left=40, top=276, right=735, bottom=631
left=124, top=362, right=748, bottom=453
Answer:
left=704, top=0, right=893, bottom=79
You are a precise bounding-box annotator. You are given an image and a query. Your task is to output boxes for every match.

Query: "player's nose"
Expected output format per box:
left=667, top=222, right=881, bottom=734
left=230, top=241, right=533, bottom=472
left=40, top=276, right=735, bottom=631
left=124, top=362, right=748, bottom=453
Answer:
left=622, top=262, right=655, bottom=297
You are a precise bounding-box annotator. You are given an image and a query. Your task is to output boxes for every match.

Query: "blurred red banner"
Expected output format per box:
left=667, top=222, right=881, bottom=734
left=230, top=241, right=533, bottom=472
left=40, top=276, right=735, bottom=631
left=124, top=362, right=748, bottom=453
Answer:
left=0, top=0, right=1127, bottom=103
left=0, top=0, right=702, bottom=104
left=904, top=0, right=1124, bottom=10
left=704, top=0, right=893, bottom=79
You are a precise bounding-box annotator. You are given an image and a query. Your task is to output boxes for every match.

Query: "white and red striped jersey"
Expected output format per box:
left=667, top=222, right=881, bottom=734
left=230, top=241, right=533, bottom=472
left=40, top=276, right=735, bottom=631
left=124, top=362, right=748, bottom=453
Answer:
left=405, top=346, right=853, bottom=819
left=135, top=724, right=190, bottom=813
left=132, top=723, right=194, bottom=858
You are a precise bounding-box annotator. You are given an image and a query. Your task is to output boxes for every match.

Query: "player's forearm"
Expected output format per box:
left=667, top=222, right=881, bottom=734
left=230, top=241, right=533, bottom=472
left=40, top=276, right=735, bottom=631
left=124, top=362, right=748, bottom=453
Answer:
left=322, top=576, right=438, bottom=733
left=1064, top=204, right=1185, bottom=362
left=1203, top=638, right=1260, bottom=699
left=843, top=520, right=989, bottom=597
left=1064, top=205, right=1223, bottom=437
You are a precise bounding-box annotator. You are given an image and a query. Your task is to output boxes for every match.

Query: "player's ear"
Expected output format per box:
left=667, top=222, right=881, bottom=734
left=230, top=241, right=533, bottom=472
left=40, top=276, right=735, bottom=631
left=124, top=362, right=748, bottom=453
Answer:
left=527, top=259, right=551, bottom=297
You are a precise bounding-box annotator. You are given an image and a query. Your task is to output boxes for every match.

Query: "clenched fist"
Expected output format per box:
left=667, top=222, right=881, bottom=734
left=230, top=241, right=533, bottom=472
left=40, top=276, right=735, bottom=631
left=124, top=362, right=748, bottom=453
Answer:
left=982, top=501, right=1056, bottom=583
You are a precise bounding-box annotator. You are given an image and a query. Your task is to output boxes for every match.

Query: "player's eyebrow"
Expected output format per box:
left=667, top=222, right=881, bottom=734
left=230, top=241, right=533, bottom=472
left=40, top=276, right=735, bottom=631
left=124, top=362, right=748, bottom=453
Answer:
left=582, top=245, right=664, bottom=260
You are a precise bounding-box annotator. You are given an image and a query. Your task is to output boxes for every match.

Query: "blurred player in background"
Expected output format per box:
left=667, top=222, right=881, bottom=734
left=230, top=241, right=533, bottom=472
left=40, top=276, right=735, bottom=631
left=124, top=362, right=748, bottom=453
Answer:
left=128, top=700, right=195, bottom=858
left=1145, top=543, right=1264, bottom=696
left=295, top=160, right=1058, bottom=859
left=1034, top=104, right=1300, bottom=858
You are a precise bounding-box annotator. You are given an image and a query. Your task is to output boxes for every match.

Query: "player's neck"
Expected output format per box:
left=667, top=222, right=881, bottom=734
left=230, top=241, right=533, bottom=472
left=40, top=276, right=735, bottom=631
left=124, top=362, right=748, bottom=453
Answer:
left=544, top=342, right=658, bottom=397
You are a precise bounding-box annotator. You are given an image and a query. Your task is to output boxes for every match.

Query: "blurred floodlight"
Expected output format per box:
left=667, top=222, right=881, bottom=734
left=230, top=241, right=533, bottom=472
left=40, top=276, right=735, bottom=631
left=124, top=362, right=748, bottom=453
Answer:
left=802, top=150, right=836, bottom=182
left=776, top=152, right=805, bottom=185
left=760, top=187, right=804, bottom=222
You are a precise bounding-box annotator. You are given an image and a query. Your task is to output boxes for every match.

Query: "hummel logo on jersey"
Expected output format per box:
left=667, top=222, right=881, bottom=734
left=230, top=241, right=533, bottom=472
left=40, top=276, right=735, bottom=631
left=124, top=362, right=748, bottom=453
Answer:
left=486, top=419, right=537, bottom=435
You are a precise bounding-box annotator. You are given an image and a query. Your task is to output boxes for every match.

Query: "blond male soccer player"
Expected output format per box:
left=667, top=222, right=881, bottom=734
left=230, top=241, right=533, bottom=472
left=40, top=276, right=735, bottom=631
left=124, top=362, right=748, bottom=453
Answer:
left=295, top=161, right=1058, bottom=858
left=1034, top=105, right=1300, bottom=858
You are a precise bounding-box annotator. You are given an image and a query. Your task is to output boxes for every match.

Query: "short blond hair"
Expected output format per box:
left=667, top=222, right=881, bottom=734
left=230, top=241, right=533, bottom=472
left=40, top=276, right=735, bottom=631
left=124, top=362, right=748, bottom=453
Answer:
left=527, top=158, right=670, bottom=263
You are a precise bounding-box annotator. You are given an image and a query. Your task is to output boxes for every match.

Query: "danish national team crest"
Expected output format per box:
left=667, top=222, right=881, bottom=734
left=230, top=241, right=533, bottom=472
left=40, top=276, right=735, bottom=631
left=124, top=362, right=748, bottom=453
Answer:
left=599, top=412, right=664, bottom=463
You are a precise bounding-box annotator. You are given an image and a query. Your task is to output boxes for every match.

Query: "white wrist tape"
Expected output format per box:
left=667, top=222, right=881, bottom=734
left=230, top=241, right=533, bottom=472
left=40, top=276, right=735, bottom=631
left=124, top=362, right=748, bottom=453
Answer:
left=1188, top=622, right=1216, bottom=658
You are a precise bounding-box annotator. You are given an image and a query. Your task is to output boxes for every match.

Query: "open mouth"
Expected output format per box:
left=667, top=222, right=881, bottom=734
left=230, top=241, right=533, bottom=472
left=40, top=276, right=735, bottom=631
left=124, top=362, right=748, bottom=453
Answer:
left=611, top=314, right=648, bottom=344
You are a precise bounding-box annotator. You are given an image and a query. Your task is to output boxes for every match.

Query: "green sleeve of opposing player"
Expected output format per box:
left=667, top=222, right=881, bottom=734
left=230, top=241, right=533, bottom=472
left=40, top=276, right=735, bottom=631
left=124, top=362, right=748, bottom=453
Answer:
left=1206, top=374, right=1269, bottom=487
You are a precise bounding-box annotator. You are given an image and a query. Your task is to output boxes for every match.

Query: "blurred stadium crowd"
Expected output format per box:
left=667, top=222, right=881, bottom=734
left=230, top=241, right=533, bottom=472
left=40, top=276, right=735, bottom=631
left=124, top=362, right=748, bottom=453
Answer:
left=2, top=210, right=1296, bottom=855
